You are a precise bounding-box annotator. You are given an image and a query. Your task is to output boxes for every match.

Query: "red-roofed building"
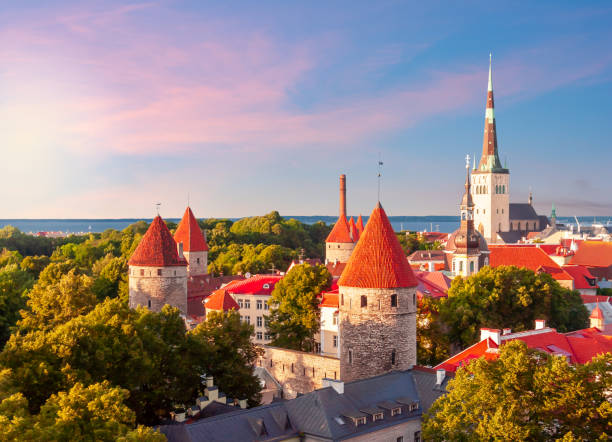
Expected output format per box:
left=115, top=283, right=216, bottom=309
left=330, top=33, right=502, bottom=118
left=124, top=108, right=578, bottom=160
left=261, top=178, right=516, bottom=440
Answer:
left=488, top=245, right=574, bottom=289
left=589, top=304, right=604, bottom=330
left=174, top=207, right=209, bottom=280
left=414, top=271, right=452, bottom=300
left=569, top=241, right=612, bottom=280
left=338, top=202, right=418, bottom=382
left=128, top=216, right=188, bottom=315
left=562, top=265, right=598, bottom=295
left=319, top=289, right=340, bottom=357
left=436, top=320, right=612, bottom=373
left=204, top=288, right=240, bottom=319
left=325, top=261, right=347, bottom=278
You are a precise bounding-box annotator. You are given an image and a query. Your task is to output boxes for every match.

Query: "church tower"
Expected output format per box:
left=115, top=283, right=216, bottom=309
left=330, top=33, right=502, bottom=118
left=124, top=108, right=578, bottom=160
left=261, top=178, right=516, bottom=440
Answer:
left=128, top=216, right=188, bottom=314
left=338, top=203, right=417, bottom=382
left=472, top=55, right=510, bottom=243
left=174, top=206, right=209, bottom=277
left=325, top=174, right=355, bottom=264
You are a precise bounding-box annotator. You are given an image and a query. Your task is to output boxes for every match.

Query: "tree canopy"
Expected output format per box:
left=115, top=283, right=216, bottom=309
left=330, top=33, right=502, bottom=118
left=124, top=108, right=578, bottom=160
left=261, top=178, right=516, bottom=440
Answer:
left=423, top=340, right=611, bottom=441
left=267, top=263, right=331, bottom=352
left=438, top=266, right=589, bottom=349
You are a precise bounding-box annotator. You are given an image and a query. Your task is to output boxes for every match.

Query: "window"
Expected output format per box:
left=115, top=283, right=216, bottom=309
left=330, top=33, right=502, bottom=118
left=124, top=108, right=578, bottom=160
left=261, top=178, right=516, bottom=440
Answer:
left=244, top=316, right=250, bottom=325
left=147, top=299, right=151, bottom=308
left=157, top=269, right=162, bottom=276
left=257, top=316, right=263, bottom=327
left=459, top=261, right=463, bottom=272
left=196, top=258, right=200, bottom=264
left=348, top=349, right=353, bottom=365
left=391, top=407, right=402, bottom=416
left=355, top=417, right=366, bottom=426
left=256, top=332, right=262, bottom=340
left=470, top=261, right=474, bottom=273
left=332, top=315, right=338, bottom=325
left=263, top=283, right=270, bottom=289
left=391, top=294, right=397, bottom=307
left=264, top=301, right=269, bottom=310
left=413, top=292, right=416, bottom=306
left=391, top=349, right=396, bottom=365
left=256, top=300, right=263, bottom=310
left=333, top=335, right=338, bottom=347
left=244, top=299, right=251, bottom=309
left=360, top=295, right=367, bottom=308
left=238, top=299, right=244, bottom=309
left=264, top=333, right=271, bottom=340
left=397, top=437, right=404, bottom=442
left=409, top=402, right=419, bottom=412
left=414, top=431, right=421, bottom=442
left=264, top=317, right=270, bottom=327
left=373, top=412, right=383, bottom=421
left=140, top=269, right=145, bottom=276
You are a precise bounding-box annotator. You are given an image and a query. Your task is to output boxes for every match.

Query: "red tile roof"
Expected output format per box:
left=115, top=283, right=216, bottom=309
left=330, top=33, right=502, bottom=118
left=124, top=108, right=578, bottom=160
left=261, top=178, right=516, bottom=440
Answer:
left=488, top=246, right=573, bottom=281
left=349, top=217, right=359, bottom=242
left=414, top=271, right=451, bottom=299
left=205, top=288, right=240, bottom=311
left=435, top=338, right=499, bottom=372
left=320, top=291, right=339, bottom=308
left=325, top=262, right=347, bottom=278
left=356, top=215, right=365, bottom=236
left=570, top=241, right=612, bottom=267
left=561, top=265, right=598, bottom=290
left=222, top=274, right=283, bottom=296
left=580, top=294, right=611, bottom=304
left=339, top=203, right=417, bottom=288
left=128, top=216, right=186, bottom=267
left=174, top=207, right=209, bottom=252
left=326, top=214, right=354, bottom=243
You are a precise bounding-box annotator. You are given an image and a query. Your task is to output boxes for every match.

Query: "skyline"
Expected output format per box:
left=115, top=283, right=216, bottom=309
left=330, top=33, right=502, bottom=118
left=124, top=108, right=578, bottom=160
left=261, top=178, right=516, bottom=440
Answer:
left=1, top=1, right=611, bottom=219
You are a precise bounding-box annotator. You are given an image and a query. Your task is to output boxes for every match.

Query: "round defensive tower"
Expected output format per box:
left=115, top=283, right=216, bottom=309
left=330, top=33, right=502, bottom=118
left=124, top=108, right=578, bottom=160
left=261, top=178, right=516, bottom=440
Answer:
left=338, top=202, right=418, bottom=382
left=325, top=174, right=356, bottom=264
left=128, top=216, right=188, bottom=315
left=174, top=206, right=209, bottom=277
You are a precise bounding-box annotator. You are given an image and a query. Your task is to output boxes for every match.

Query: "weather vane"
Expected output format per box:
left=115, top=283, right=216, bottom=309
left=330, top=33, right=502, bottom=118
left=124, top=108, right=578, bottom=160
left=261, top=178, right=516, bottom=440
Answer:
left=377, top=153, right=384, bottom=202
left=155, top=202, right=161, bottom=216
left=465, top=154, right=470, bottom=169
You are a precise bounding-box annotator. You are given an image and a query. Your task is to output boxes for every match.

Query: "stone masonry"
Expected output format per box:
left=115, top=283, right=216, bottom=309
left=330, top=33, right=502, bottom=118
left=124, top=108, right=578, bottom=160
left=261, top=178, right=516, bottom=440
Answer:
left=129, top=265, right=188, bottom=315
left=325, top=242, right=355, bottom=264
left=184, top=250, right=208, bottom=276
left=339, top=286, right=417, bottom=382
left=257, top=346, right=340, bottom=399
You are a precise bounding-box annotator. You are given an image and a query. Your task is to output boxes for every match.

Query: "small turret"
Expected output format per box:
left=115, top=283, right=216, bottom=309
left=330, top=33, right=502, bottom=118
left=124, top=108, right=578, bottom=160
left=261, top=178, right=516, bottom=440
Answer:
left=326, top=175, right=356, bottom=264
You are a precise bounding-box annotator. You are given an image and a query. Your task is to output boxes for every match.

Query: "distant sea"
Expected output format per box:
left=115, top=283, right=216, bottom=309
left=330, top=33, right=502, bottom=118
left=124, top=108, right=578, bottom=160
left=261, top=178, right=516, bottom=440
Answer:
left=0, top=216, right=609, bottom=235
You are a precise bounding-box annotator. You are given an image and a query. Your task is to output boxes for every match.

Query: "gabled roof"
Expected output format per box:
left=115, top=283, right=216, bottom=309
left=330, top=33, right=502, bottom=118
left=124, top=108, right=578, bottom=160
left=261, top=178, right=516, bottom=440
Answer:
left=326, top=261, right=347, bottom=278
left=205, top=288, right=240, bottom=311
left=590, top=304, right=604, bottom=320
left=320, top=291, right=339, bottom=308
left=435, top=338, right=499, bottom=373
left=339, top=203, right=417, bottom=288
left=128, top=216, right=186, bottom=267
left=562, top=265, right=598, bottom=289
left=349, top=217, right=359, bottom=242
left=356, top=215, right=365, bottom=236
left=509, top=203, right=539, bottom=220
left=326, top=214, right=354, bottom=243
left=488, top=246, right=573, bottom=281
left=414, top=271, right=451, bottom=300
left=222, top=274, right=283, bottom=296
left=174, top=207, right=209, bottom=252
left=570, top=241, right=612, bottom=267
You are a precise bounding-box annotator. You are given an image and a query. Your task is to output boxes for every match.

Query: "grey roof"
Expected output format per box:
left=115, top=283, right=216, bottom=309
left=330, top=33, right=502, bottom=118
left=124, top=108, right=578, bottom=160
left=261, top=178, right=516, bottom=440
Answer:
left=161, top=370, right=426, bottom=442
left=509, top=203, right=539, bottom=220
left=496, top=230, right=524, bottom=244
left=411, top=367, right=452, bottom=412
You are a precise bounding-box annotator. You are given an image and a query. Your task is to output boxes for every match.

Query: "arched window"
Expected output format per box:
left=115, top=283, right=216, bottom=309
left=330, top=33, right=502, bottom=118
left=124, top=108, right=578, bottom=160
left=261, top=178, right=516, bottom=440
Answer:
left=470, top=261, right=474, bottom=273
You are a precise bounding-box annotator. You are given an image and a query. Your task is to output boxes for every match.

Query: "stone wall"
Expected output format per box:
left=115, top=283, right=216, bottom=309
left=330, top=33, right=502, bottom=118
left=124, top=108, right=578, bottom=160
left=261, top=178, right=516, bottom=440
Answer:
left=325, top=242, right=355, bottom=264
left=129, top=265, right=188, bottom=315
left=257, top=346, right=340, bottom=399
left=184, top=251, right=208, bottom=276
left=339, top=286, right=416, bottom=382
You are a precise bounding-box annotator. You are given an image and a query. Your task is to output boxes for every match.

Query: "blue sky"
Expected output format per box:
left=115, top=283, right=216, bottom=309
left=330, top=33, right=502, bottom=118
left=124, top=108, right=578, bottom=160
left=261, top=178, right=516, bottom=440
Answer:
left=0, top=1, right=610, bottom=218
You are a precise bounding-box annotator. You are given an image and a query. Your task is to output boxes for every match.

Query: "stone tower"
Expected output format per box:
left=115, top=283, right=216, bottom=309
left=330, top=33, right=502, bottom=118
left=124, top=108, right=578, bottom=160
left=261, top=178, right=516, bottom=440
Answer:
left=174, top=206, right=209, bottom=277
left=325, top=174, right=356, bottom=264
left=337, top=202, right=418, bottom=382
left=128, top=216, right=188, bottom=315
left=472, top=55, right=510, bottom=243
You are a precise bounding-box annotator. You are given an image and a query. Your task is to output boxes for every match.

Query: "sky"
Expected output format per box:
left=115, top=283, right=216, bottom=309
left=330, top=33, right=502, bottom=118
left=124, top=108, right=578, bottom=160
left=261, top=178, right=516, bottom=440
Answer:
left=1, top=1, right=611, bottom=219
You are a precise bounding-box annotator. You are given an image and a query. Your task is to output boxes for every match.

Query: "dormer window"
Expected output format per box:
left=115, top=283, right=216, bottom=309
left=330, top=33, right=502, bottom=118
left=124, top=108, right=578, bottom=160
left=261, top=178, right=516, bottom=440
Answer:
left=373, top=412, right=383, bottom=421
left=355, top=417, right=366, bottom=426
left=263, top=283, right=270, bottom=289
left=391, top=407, right=402, bottom=416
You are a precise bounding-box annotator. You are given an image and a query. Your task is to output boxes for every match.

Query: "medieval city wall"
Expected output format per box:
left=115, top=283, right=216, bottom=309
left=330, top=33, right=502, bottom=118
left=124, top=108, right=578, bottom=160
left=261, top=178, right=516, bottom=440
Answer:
left=257, top=346, right=340, bottom=399
left=129, top=265, right=188, bottom=315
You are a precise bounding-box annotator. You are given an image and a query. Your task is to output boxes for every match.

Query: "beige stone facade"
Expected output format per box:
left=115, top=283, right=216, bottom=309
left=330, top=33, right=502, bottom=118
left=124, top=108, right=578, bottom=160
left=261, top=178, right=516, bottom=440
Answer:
left=184, top=250, right=208, bottom=276
left=472, top=170, right=510, bottom=242
left=129, top=265, right=188, bottom=315
left=320, top=305, right=340, bottom=357
left=257, top=346, right=340, bottom=399
left=339, top=286, right=417, bottom=382
left=232, top=293, right=272, bottom=345
left=338, top=420, right=421, bottom=442
left=325, top=241, right=355, bottom=264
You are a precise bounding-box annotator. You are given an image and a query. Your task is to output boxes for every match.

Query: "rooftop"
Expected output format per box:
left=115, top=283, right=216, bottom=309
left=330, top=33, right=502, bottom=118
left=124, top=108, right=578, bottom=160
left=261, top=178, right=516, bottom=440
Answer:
left=488, top=245, right=573, bottom=281
left=174, top=207, right=209, bottom=252
left=128, top=216, right=186, bottom=267
left=570, top=241, right=612, bottom=267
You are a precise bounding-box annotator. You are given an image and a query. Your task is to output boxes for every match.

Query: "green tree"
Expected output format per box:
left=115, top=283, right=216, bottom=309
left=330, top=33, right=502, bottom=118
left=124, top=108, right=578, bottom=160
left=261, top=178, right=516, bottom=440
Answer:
left=190, top=310, right=263, bottom=406
left=267, top=264, right=331, bottom=351
left=0, top=264, right=34, bottom=347
left=20, top=255, right=51, bottom=278
left=416, top=296, right=449, bottom=366
left=423, top=340, right=611, bottom=441
left=439, top=266, right=589, bottom=348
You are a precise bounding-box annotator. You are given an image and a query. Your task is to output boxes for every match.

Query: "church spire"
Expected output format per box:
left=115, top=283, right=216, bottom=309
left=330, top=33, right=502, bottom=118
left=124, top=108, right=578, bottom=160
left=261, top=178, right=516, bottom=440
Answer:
left=478, top=54, right=504, bottom=172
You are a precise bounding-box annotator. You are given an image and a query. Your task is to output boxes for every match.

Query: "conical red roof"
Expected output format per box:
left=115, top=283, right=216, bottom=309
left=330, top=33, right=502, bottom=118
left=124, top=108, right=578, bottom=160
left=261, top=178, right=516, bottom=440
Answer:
left=339, top=203, right=417, bottom=288
left=128, top=216, right=186, bottom=267
left=205, top=289, right=239, bottom=311
left=174, top=207, right=209, bottom=252
left=356, top=215, right=365, bottom=235
left=349, top=217, right=359, bottom=242
left=326, top=214, right=353, bottom=243
left=591, top=303, right=604, bottom=320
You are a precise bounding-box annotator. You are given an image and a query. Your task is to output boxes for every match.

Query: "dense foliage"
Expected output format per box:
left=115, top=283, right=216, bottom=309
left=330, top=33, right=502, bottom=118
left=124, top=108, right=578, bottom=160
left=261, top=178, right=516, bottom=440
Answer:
left=267, top=263, right=331, bottom=352
left=438, top=266, right=589, bottom=349
left=423, top=340, right=611, bottom=441
left=416, top=296, right=450, bottom=366
left=396, top=231, right=442, bottom=255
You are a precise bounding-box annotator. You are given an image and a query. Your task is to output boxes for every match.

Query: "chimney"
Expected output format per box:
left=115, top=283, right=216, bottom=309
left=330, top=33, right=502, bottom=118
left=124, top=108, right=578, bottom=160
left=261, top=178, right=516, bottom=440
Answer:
left=177, top=242, right=184, bottom=259
left=239, top=399, right=248, bottom=409
left=322, top=378, right=344, bottom=394
left=502, top=328, right=512, bottom=335
left=480, top=328, right=501, bottom=345
left=428, top=261, right=435, bottom=272
left=535, top=319, right=546, bottom=330
left=339, top=174, right=346, bottom=217
left=436, top=369, right=446, bottom=385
